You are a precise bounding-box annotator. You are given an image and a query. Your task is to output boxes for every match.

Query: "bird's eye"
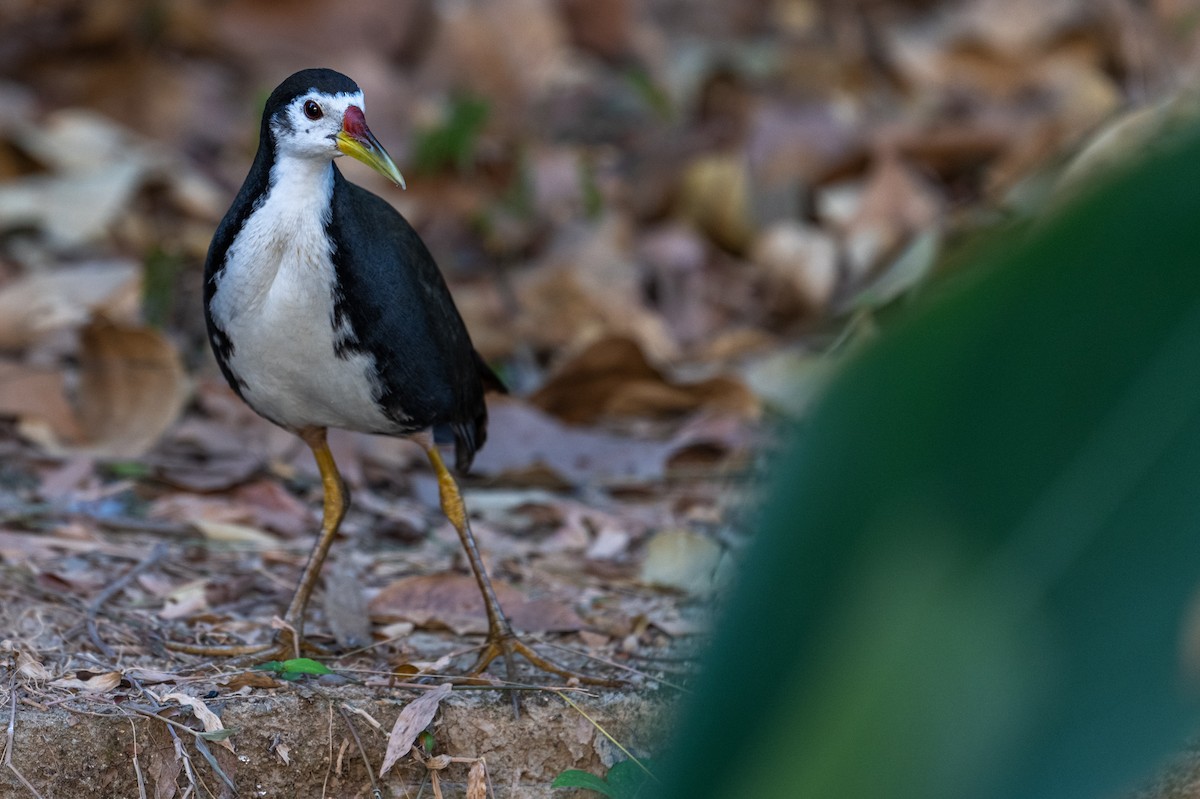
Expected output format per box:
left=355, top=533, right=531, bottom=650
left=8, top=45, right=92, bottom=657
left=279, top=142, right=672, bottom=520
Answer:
left=303, top=100, right=323, bottom=120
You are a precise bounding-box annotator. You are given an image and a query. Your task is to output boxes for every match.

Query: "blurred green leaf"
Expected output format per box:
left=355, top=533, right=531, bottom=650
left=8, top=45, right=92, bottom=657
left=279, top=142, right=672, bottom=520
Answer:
left=656, top=122, right=1200, bottom=799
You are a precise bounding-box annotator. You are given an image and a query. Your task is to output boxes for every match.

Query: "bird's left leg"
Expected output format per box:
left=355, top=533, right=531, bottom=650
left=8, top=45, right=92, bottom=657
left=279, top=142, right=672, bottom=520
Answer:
left=425, top=445, right=619, bottom=687
left=166, top=427, right=345, bottom=662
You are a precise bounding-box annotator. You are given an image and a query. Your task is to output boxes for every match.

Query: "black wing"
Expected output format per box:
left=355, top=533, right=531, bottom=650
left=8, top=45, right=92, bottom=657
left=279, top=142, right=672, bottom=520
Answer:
left=328, top=166, right=504, bottom=472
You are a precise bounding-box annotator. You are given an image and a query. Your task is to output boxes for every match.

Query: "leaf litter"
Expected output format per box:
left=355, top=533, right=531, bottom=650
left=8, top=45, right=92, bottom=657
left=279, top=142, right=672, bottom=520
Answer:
left=1, top=0, right=1198, bottom=794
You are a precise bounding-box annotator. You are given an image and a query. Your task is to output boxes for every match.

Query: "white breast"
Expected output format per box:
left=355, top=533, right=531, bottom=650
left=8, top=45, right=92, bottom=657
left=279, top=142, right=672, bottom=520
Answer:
left=208, top=158, right=400, bottom=434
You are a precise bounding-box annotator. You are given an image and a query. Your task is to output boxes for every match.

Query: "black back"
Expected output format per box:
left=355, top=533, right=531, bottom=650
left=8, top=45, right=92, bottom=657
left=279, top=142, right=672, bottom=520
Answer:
left=203, top=68, right=504, bottom=473
left=327, top=166, right=505, bottom=471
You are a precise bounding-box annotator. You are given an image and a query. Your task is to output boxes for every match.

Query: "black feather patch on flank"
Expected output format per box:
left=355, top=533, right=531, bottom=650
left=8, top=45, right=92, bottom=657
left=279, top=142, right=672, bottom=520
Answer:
left=326, top=164, right=506, bottom=472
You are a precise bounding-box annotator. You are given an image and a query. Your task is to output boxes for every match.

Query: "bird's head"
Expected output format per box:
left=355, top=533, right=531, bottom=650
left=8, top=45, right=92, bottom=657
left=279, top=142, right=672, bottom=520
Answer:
left=263, top=68, right=406, bottom=188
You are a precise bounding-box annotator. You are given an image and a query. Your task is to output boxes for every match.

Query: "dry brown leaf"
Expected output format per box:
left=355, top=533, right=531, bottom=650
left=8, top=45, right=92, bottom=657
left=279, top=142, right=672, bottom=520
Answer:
left=369, top=574, right=583, bottom=636
left=161, top=691, right=235, bottom=753
left=429, top=0, right=570, bottom=128
left=122, top=668, right=181, bottom=685
left=0, top=261, right=140, bottom=350
left=220, top=671, right=281, bottom=692
left=0, top=163, right=146, bottom=248
left=531, top=336, right=759, bottom=424
left=0, top=361, right=84, bottom=442
left=750, top=221, right=839, bottom=315
left=473, top=397, right=747, bottom=485
left=50, top=670, right=122, bottom=693
left=72, top=318, right=190, bottom=458
left=159, top=579, right=209, bottom=620
left=841, top=150, right=943, bottom=281
left=379, top=683, right=453, bottom=777
left=515, top=217, right=679, bottom=363
left=192, top=519, right=282, bottom=548
left=143, top=724, right=183, bottom=799
left=467, top=758, right=488, bottom=799
left=2, top=641, right=51, bottom=682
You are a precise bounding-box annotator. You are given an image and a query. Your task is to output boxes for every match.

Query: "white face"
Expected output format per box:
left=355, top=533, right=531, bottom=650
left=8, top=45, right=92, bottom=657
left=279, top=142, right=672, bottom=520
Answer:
left=269, top=90, right=365, bottom=160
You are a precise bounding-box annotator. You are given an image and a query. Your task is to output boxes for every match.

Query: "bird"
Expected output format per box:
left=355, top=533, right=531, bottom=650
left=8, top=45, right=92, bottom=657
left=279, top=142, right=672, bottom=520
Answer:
left=180, top=68, right=606, bottom=686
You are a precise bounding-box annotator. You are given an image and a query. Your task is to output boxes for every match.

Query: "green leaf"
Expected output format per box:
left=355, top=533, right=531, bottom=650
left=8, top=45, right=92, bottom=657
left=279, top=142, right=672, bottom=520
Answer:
left=278, top=658, right=332, bottom=676
left=657, top=122, right=1200, bottom=799
left=197, top=728, right=236, bottom=742
left=551, top=769, right=614, bottom=796
left=252, top=658, right=333, bottom=680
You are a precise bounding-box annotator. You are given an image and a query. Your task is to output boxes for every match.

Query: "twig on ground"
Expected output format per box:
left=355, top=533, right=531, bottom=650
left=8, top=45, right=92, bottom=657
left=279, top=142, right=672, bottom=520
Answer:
left=321, top=703, right=333, bottom=799
left=338, top=703, right=382, bottom=799
left=86, top=542, right=169, bottom=659
left=130, top=718, right=148, bottom=799
left=3, top=682, right=46, bottom=799
left=174, top=734, right=199, bottom=798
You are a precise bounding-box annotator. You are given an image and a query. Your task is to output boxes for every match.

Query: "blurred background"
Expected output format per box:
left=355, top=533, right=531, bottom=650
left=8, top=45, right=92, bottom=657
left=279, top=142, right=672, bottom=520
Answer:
left=5, top=0, right=1200, bottom=427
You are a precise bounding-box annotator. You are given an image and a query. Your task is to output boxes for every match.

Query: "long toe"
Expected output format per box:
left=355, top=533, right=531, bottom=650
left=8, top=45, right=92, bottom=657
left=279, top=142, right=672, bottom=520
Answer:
left=465, top=632, right=622, bottom=688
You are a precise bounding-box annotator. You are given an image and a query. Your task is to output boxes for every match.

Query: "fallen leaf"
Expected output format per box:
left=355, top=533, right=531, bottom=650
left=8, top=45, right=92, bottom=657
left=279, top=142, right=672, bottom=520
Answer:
left=0, top=161, right=146, bottom=248
left=143, top=724, right=183, bottom=799
left=750, top=221, right=839, bottom=315
left=159, top=579, right=209, bottom=620
left=161, top=691, right=236, bottom=752
left=380, top=683, right=453, bottom=777
left=515, top=217, right=680, bottom=363
left=467, top=758, right=488, bottom=799
left=73, top=318, right=190, bottom=458
left=123, top=668, right=182, bottom=685
left=2, top=641, right=50, bottom=682
left=50, top=670, right=122, bottom=693
left=368, top=574, right=584, bottom=636
left=192, top=519, right=283, bottom=549
left=471, top=398, right=673, bottom=485
left=0, top=261, right=139, bottom=351
left=220, top=671, right=281, bottom=692
left=530, top=336, right=759, bottom=424
left=474, top=397, right=748, bottom=485
left=841, top=149, right=943, bottom=281
left=0, top=361, right=84, bottom=442
left=638, top=528, right=724, bottom=595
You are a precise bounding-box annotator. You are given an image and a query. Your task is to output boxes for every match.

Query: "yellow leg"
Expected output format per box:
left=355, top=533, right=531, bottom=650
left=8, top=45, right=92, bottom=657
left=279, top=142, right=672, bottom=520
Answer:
left=280, top=427, right=349, bottom=647
left=426, top=445, right=619, bottom=687
left=166, top=427, right=345, bottom=662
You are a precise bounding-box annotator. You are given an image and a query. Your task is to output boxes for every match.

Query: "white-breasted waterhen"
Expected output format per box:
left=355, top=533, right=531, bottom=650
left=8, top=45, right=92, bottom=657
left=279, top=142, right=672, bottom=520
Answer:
left=176, top=68, right=608, bottom=687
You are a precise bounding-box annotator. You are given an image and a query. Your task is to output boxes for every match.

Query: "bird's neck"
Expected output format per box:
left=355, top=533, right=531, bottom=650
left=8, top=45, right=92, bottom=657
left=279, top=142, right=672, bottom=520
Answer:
left=266, top=156, right=335, bottom=222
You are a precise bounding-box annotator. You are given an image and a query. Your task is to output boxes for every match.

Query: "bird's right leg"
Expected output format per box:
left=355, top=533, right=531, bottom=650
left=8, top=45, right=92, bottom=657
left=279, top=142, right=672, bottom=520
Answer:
left=166, top=427, right=345, bottom=663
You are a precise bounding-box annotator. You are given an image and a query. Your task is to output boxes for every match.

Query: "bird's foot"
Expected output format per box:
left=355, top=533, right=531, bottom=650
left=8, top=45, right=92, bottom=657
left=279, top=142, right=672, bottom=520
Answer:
left=464, top=630, right=621, bottom=688
left=165, top=624, right=332, bottom=667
